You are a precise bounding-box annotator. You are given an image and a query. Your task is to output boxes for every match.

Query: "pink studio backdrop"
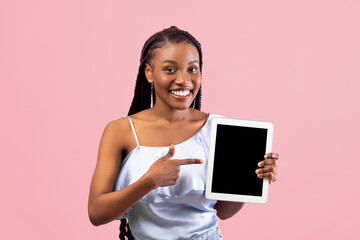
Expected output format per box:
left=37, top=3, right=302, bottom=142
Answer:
left=1, top=0, right=359, bottom=239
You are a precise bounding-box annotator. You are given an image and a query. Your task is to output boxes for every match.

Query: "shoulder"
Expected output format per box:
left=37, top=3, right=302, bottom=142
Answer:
left=190, top=109, right=209, bottom=121
left=191, top=110, right=227, bottom=121
left=108, top=115, right=131, bottom=132
left=128, top=109, right=149, bottom=120
left=103, top=116, right=133, bottom=151
left=209, top=112, right=227, bottom=118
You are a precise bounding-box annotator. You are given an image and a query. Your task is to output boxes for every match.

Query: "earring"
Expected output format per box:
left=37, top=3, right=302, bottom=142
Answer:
left=151, top=82, right=155, bottom=107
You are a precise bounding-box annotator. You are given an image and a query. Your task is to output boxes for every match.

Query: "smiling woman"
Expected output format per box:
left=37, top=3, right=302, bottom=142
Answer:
left=128, top=26, right=203, bottom=115
left=87, top=26, right=279, bottom=240
left=144, top=42, right=201, bottom=111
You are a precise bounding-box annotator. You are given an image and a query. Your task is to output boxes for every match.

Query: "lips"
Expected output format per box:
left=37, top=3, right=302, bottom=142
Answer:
left=169, top=89, right=191, bottom=99
left=169, top=87, right=193, bottom=91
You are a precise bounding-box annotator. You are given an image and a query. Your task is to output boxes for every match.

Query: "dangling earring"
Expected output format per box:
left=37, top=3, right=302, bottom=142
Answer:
left=150, top=82, right=154, bottom=107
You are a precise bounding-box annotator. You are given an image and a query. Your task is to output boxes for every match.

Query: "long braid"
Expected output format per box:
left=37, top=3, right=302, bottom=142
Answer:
left=127, top=34, right=159, bottom=115
left=119, top=219, right=126, bottom=240
left=121, top=26, right=204, bottom=239
left=119, top=218, right=134, bottom=240
left=125, top=221, right=134, bottom=240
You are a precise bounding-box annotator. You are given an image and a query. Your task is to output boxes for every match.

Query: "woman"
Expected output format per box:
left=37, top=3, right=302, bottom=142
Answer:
left=88, top=26, right=279, bottom=239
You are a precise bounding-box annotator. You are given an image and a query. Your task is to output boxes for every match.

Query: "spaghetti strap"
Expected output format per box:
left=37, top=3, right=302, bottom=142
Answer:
left=113, top=115, right=127, bottom=120
left=127, top=116, right=140, bottom=147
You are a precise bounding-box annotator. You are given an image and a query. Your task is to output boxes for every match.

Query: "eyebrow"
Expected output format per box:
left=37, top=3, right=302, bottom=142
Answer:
left=162, top=60, right=199, bottom=65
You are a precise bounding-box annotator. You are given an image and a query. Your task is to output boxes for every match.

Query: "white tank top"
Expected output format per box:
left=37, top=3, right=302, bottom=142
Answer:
left=113, top=113, right=225, bottom=239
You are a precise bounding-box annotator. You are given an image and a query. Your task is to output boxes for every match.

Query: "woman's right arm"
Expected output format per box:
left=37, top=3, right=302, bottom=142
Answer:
left=87, top=119, right=155, bottom=226
left=87, top=119, right=203, bottom=226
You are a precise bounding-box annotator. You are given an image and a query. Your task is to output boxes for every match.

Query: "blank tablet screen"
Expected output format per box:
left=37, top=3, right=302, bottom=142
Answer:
left=211, top=124, right=268, bottom=196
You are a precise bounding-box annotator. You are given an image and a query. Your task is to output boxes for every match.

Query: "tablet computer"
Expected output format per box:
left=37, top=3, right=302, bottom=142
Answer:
left=205, top=117, right=274, bottom=204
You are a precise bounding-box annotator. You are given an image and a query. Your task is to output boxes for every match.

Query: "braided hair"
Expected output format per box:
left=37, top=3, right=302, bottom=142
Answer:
left=127, top=26, right=203, bottom=116
left=120, top=26, right=204, bottom=239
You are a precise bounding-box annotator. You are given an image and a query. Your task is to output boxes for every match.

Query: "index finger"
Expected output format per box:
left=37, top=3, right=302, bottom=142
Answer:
left=175, top=158, right=203, bottom=166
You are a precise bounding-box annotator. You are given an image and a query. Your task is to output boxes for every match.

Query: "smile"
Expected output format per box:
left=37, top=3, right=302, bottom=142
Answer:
left=169, top=90, right=192, bottom=100
left=170, top=90, right=191, bottom=97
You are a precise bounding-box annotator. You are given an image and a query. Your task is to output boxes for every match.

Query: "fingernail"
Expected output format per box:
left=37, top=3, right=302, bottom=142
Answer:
left=255, top=170, right=259, bottom=174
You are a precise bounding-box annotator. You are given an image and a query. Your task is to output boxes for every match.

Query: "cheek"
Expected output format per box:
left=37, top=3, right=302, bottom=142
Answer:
left=153, top=74, right=172, bottom=88
left=194, top=75, right=202, bottom=87
left=192, top=76, right=202, bottom=96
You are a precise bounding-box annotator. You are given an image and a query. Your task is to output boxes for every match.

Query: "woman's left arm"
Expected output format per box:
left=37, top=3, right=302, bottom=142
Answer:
left=213, top=152, right=279, bottom=220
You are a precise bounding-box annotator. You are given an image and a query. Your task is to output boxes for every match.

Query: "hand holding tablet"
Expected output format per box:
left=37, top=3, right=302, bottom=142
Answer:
left=257, top=152, right=279, bottom=184
left=206, top=117, right=277, bottom=204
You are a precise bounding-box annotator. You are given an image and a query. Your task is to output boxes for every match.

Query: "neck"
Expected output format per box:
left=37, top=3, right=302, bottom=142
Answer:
left=150, top=104, right=193, bottom=123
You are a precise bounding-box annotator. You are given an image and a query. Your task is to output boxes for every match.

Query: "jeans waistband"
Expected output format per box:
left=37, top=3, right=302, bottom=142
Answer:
left=191, top=225, right=222, bottom=240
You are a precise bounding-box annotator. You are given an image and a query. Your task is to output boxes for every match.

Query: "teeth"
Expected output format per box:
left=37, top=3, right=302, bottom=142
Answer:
left=170, top=90, right=190, bottom=96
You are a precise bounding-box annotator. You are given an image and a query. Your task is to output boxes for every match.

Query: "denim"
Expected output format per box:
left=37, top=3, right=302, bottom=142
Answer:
left=191, top=225, right=223, bottom=240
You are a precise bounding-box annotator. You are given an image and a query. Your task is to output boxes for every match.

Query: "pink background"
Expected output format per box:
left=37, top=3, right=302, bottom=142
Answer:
left=1, top=0, right=359, bottom=239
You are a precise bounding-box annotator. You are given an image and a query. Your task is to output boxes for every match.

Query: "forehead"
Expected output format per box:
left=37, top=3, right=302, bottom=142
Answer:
left=151, top=43, right=199, bottom=64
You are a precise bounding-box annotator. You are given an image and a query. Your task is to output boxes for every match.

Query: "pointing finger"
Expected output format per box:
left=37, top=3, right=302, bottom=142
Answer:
left=176, top=158, right=203, bottom=166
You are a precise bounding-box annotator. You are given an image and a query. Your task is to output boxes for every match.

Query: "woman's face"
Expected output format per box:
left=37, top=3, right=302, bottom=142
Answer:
left=145, top=42, right=201, bottom=111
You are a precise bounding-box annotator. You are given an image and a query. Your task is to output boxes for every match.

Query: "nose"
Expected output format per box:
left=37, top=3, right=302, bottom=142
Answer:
left=175, top=71, right=191, bottom=85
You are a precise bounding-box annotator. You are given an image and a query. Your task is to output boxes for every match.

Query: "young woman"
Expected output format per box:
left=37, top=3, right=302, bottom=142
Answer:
left=88, top=26, right=279, bottom=240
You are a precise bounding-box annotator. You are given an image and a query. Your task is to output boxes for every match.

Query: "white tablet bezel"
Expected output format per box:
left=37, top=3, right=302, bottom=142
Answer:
left=205, top=117, right=274, bottom=204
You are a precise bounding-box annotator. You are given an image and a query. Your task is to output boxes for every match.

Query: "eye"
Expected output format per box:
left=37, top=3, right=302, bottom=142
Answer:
left=164, top=67, right=176, bottom=73
left=188, top=66, right=198, bottom=73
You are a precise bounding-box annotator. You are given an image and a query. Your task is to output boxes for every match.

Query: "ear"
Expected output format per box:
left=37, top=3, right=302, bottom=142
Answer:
left=144, top=63, right=153, bottom=84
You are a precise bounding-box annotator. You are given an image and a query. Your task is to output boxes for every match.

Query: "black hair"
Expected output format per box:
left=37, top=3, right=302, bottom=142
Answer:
left=120, top=26, right=204, bottom=239
left=127, top=26, right=203, bottom=116
left=119, top=218, right=134, bottom=240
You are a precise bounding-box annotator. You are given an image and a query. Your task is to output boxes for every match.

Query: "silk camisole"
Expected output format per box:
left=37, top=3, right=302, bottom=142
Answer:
left=113, top=113, right=225, bottom=240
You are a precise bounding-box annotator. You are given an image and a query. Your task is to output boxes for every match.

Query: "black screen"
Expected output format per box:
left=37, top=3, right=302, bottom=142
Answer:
left=211, top=124, right=268, bottom=196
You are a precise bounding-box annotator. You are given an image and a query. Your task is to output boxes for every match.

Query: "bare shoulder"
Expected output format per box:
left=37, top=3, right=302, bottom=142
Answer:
left=88, top=117, right=133, bottom=205
left=190, top=109, right=209, bottom=121
left=110, top=116, right=131, bottom=129
left=128, top=109, right=152, bottom=120
left=107, top=116, right=133, bottom=151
